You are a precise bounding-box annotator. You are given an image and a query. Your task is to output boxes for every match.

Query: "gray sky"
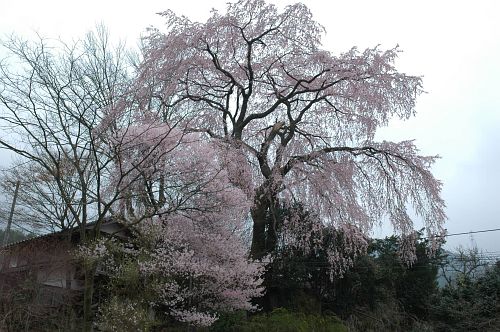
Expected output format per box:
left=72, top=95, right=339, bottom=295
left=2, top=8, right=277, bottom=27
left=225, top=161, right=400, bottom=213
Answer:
left=0, top=0, right=499, bottom=252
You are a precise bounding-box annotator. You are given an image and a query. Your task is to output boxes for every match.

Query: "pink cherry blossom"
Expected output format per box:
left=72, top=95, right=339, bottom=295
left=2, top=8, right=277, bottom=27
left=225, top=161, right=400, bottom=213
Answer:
left=135, top=0, right=446, bottom=271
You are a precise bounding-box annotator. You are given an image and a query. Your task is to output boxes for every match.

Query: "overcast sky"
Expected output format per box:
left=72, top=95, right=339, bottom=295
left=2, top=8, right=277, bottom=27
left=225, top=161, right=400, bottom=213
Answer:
left=0, top=0, right=499, bottom=252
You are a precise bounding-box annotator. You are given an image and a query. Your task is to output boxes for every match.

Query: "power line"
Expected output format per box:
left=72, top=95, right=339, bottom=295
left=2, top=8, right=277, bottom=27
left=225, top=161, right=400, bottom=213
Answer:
left=434, top=228, right=500, bottom=238
left=450, top=228, right=500, bottom=237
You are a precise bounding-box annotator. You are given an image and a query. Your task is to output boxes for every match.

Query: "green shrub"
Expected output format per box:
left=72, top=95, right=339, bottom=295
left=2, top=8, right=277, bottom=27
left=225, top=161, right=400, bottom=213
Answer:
left=210, top=308, right=348, bottom=332
left=97, top=297, right=157, bottom=332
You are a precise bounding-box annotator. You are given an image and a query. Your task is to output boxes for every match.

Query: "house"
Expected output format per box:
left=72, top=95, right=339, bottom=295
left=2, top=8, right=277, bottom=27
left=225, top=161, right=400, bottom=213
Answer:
left=0, top=219, right=129, bottom=330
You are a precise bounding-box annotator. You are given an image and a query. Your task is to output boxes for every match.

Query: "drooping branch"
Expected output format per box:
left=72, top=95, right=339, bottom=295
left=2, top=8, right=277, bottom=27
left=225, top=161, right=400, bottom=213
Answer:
left=139, top=0, right=444, bottom=267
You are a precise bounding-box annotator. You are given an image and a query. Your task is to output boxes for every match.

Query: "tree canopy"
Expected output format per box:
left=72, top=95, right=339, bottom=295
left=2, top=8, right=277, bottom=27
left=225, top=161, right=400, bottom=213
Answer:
left=0, top=0, right=449, bottom=329
left=136, top=0, right=446, bottom=266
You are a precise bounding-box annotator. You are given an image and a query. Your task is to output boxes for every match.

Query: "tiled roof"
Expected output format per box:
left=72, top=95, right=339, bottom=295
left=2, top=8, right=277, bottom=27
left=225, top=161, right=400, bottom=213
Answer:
left=1, top=218, right=118, bottom=250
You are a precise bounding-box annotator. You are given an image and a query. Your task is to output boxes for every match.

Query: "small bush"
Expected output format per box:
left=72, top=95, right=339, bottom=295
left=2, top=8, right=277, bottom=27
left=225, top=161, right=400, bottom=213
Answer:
left=210, top=308, right=347, bottom=332
left=97, top=297, right=156, bottom=332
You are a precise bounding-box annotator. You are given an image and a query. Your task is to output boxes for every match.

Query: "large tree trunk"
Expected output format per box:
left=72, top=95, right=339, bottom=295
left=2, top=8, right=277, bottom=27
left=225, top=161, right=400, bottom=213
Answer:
left=250, top=188, right=286, bottom=311
left=249, top=185, right=281, bottom=260
left=250, top=194, right=269, bottom=260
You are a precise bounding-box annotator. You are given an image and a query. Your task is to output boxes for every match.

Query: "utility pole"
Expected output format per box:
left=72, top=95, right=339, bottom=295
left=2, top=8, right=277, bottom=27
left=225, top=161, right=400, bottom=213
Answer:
left=2, top=180, right=20, bottom=247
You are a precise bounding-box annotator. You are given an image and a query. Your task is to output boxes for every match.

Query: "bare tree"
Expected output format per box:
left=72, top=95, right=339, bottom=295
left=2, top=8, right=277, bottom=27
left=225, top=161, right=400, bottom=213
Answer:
left=0, top=27, right=129, bottom=235
left=1, top=160, right=80, bottom=233
left=0, top=26, right=177, bottom=331
left=440, top=246, right=490, bottom=286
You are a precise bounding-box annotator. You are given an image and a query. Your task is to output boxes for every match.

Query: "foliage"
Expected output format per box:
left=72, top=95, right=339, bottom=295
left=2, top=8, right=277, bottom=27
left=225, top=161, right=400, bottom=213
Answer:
left=96, top=297, right=156, bottom=332
left=262, top=223, right=443, bottom=330
left=344, top=300, right=435, bottom=332
left=138, top=0, right=446, bottom=271
left=1, top=0, right=449, bottom=329
left=210, top=308, right=347, bottom=332
left=369, top=234, right=442, bottom=319
left=0, top=28, right=151, bottom=330
left=0, top=276, right=78, bottom=331
left=77, top=150, right=265, bottom=327
left=439, top=246, right=490, bottom=286
left=92, top=127, right=263, bottom=327
left=257, top=203, right=365, bottom=312
left=431, top=260, right=500, bottom=331
left=334, top=234, right=443, bottom=331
